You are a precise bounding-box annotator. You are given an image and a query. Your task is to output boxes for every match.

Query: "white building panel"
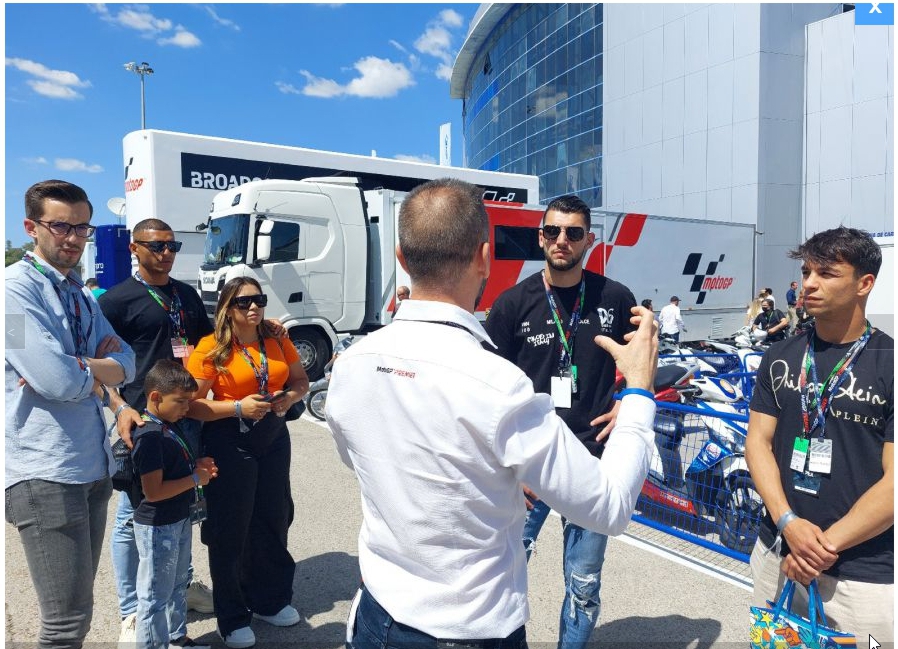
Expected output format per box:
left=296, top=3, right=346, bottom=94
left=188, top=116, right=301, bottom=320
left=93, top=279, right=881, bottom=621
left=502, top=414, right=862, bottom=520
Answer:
left=683, top=131, right=709, bottom=195
left=643, top=27, right=665, bottom=88
left=853, top=26, right=890, bottom=103
left=734, top=4, right=761, bottom=57
left=732, top=119, right=760, bottom=186
left=851, top=175, right=889, bottom=230
left=818, top=178, right=852, bottom=228
left=707, top=187, right=733, bottom=221
left=707, top=61, right=735, bottom=129
left=625, top=36, right=644, bottom=97
left=684, top=70, right=709, bottom=135
left=732, top=184, right=759, bottom=224
left=663, top=17, right=686, bottom=82
left=820, top=15, right=855, bottom=109
left=818, top=105, right=853, bottom=182
left=760, top=118, right=802, bottom=186
left=662, top=77, right=686, bottom=140
left=662, top=135, right=685, bottom=198
left=733, top=54, right=761, bottom=122
left=708, top=4, right=735, bottom=66
left=683, top=191, right=707, bottom=219
left=643, top=85, right=663, bottom=144
left=851, top=97, right=889, bottom=178
left=643, top=141, right=663, bottom=199
left=685, top=8, right=710, bottom=75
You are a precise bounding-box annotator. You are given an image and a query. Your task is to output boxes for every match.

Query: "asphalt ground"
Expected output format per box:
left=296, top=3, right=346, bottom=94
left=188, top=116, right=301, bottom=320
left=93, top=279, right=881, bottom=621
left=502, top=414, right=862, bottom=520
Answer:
left=5, top=415, right=752, bottom=648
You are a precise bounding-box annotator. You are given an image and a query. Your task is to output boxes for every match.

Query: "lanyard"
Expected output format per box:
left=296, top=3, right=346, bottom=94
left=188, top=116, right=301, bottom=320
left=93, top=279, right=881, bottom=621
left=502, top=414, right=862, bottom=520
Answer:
left=235, top=332, right=269, bottom=395
left=142, top=411, right=203, bottom=499
left=24, top=252, right=93, bottom=359
left=542, top=271, right=586, bottom=373
left=798, top=322, right=871, bottom=438
left=133, top=272, right=187, bottom=340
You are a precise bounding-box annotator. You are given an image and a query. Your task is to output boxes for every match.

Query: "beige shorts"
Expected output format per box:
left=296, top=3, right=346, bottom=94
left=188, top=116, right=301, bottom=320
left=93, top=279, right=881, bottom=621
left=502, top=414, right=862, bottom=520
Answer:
left=750, top=540, right=894, bottom=644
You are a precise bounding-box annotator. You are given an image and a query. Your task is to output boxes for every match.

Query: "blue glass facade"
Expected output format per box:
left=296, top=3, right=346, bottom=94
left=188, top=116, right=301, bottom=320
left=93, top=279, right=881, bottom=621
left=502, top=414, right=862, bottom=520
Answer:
left=460, top=4, right=604, bottom=206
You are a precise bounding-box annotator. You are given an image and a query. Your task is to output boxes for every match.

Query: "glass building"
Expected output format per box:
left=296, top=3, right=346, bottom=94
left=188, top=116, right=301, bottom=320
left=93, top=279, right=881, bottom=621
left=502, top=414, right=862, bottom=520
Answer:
left=450, top=4, right=605, bottom=206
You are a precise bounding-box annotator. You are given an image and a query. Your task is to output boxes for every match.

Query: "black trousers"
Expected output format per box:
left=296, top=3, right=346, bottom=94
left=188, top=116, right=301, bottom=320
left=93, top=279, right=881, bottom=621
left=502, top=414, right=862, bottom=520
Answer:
left=201, top=418, right=295, bottom=635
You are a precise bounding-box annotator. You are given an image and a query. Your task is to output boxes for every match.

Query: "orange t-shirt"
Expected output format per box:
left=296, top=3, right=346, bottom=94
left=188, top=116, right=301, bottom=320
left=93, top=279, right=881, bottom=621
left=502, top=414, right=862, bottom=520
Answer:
left=187, top=334, right=300, bottom=401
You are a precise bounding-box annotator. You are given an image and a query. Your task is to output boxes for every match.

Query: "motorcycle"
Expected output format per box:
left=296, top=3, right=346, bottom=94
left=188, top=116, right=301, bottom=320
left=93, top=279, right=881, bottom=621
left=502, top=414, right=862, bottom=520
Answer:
left=632, top=362, right=763, bottom=554
left=304, top=335, right=362, bottom=421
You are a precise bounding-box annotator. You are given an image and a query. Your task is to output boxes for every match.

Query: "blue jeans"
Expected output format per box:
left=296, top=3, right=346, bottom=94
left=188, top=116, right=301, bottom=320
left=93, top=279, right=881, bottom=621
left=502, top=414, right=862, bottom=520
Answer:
left=350, top=587, right=528, bottom=649
left=134, top=518, right=191, bottom=648
left=5, top=478, right=112, bottom=649
left=522, top=500, right=609, bottom=649
left=112, top=492, right=195, bottom=618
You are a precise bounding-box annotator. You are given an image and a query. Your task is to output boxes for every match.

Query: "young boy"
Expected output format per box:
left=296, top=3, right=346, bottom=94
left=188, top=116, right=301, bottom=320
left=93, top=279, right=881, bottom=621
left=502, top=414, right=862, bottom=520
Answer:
left=132, top=360, right=218, bottom=649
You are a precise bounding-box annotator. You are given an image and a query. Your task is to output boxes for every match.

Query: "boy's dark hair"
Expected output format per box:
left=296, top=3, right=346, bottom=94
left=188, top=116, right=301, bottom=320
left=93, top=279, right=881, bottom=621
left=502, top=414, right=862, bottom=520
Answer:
left=788, top=226, right=882, bottom=278
left=543, top=195, right=591, bottom=229
left=144, top=359, right=198, bottom=397
left=641, top=299, right=653, bottom=309
left=85, top=278, right=99, bottom=288
left=25, top=179, right=94, bottom=221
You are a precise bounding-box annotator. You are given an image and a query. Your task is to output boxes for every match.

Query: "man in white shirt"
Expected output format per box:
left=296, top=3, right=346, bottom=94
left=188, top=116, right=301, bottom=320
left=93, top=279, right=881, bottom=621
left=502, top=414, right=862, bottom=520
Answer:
left=326, top=178, right=658, bottom=648
left=658, top=295, right=686, bottom=342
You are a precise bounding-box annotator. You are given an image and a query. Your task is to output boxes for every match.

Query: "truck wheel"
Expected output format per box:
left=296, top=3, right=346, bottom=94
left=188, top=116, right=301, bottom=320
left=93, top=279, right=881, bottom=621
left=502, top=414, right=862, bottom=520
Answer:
left=290, top=329, right=329, bottom=381
left=307, top=388, right=328, bottom=421
left=718, top=472, right=763, bottom=555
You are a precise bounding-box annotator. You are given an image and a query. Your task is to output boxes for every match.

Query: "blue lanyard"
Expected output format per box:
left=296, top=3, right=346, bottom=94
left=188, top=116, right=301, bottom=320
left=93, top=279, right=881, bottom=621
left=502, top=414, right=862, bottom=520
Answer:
left=542, top=271, right=586, bottom=372
left=133, top=272, right=187, bottom=340
left=24, top=252, right=93, bottom=359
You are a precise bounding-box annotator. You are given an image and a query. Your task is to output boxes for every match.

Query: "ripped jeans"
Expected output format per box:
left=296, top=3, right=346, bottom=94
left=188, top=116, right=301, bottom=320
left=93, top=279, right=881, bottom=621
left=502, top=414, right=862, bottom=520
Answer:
left=523, top=499, right=609, bottom=649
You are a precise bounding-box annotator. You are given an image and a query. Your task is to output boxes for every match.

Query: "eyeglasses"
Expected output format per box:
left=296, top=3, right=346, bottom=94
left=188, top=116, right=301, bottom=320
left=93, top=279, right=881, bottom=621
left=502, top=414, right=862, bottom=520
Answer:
left=541, top=224, right=586, bottom=242
left=134, top=240, right=183, bottom=253
left=229, top=294, right=268, bottom=310
left=33, top=220, right=96, bottom=238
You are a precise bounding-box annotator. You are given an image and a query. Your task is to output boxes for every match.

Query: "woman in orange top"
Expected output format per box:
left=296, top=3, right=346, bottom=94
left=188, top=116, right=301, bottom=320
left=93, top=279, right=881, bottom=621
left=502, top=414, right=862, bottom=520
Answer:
left=186, top=277, right=308, bottom=648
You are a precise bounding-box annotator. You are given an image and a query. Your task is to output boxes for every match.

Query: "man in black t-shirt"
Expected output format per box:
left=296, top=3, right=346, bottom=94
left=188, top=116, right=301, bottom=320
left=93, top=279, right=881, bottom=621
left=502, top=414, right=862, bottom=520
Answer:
left=99, top=219, right=216, bottom=638
left=745, top=226, right=893, bottom=642
left=485, top=195, right=636, bottom=648
left=751, top=298, right=788, bottom=342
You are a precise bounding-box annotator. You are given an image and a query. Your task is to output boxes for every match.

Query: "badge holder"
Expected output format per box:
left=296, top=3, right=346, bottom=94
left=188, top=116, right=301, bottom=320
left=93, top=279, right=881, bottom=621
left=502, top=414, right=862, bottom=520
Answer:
left=551, top=367, right=574, bottom=409
left=189, top=497, right=208, bottom=524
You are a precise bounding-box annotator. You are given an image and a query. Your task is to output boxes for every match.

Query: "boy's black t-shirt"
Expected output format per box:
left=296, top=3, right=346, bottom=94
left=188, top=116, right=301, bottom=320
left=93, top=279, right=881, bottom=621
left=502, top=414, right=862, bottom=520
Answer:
left=100, top=277, right=212, bottom=412
left=750, top=329, right=894, bottom=583
left=485, top=270, right=637, bottom=457
left=132, top=421, right=195, bottom=526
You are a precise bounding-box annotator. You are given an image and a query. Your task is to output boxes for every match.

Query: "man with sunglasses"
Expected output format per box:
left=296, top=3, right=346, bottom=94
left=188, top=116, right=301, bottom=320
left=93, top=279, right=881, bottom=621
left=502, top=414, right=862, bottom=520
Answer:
left=98, top=219, right=216, bottom=645
left=485, top=194, right=637, bottom=649
left=6, top=180, right=136, bottom=649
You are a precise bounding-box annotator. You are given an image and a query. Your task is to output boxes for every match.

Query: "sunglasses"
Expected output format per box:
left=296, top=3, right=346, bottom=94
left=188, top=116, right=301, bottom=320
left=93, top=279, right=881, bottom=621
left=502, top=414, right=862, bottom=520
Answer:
left=134, top=240, right=183, bottom=253
left=541, top=225, right=586, bottom=242
left=33, top=220, right=96, bottom=238
left=230, top=294, right=268, bottom=310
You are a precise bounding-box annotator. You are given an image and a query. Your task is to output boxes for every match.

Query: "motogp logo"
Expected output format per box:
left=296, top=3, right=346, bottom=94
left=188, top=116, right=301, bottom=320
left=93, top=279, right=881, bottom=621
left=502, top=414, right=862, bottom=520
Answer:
left=682, top=253, right=734, bottom=305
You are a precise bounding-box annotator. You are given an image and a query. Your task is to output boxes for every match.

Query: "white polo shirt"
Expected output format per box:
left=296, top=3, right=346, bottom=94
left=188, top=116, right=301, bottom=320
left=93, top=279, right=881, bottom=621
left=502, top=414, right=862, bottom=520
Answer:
left=326, top=299, right=655, bottom=639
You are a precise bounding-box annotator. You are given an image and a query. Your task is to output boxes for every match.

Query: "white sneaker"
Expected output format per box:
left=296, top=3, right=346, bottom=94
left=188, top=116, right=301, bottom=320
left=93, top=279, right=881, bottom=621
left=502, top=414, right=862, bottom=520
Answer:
left=186, top=580, right=214, bottom=613
left=254, top=604, right=300, bottom=627
left=218, top=626, right=255, bottom=649
left=118, top=613, right=137, bottom=648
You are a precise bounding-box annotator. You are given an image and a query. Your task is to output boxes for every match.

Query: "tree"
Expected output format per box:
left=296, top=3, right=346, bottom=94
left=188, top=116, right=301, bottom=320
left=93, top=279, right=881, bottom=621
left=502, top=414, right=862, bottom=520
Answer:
left=5, top=240, right=34, bottom=267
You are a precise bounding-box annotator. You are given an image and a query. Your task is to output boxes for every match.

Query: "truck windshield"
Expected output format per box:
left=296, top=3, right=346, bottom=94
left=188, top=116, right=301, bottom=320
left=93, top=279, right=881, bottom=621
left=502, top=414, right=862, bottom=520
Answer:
left=202, top=215, right=249, bottom=269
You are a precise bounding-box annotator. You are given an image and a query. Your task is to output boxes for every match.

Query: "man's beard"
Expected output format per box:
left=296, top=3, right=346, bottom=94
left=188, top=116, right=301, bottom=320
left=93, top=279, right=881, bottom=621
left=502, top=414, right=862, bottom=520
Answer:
left=474, top=278, right=488, bottom=310
left=543, top=245, right=584, bottom=272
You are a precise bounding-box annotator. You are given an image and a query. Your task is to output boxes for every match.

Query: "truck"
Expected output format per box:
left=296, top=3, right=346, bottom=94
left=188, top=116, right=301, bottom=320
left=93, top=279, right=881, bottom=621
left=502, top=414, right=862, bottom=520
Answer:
left=199, top=177, right=755, bottom=379
left=121, top=129, right=538, bottom=285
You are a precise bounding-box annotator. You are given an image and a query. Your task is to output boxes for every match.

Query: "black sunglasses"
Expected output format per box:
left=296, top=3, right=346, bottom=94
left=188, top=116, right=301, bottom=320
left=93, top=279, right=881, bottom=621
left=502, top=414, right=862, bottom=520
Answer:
left=134, top=240, right=183, bottom=253
left=230, top=294, right=268, bottom=310
left=33, top=220, right=96, bottom=238
left=541, top=225, right=586, bottom=242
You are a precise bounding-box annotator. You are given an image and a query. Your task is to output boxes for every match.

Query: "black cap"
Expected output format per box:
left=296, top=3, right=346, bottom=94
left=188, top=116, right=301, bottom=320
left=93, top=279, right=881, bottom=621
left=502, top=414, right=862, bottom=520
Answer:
left=670, top=296, right=680, bottom=302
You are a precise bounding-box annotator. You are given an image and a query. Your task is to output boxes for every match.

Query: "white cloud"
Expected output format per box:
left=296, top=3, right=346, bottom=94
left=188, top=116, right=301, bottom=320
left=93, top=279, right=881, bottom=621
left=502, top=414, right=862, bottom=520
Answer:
left=204, top=5, right=240, bottom=31
left=435, top=64, right=453, bottom=81
left=414, top=26, right=452, bottom=60
left=409, top=9, right=467, bottom=80
left=438, top=9, right=464, bottom=28
left=55, top=158, right=104, bottom=173
left=92, top=3, right=201, bottom=47
left=6, top=57, right=90, bottom=100
left=389, top=39, right=407, bottom=54
left=23, top=157, right=48, bottom=165
left=394, top=154, right=436, bottom=165
left=158, top=28, right=202, bottom=48
left=297, top=57, right=413, bottom=99
left=275, top=81, right=303, bottom=95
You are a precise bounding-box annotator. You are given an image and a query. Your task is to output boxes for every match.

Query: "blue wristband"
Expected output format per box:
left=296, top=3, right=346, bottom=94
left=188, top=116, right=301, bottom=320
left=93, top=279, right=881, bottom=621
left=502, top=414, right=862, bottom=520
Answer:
left=618, top=387, right=655, bottom=400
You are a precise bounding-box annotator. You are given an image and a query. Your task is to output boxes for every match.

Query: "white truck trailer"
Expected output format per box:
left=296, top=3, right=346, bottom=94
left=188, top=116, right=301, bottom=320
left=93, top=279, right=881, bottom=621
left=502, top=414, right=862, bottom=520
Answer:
left=121, top=129, right=539, bottom=285
left=199, top=177, right=755, bottom=378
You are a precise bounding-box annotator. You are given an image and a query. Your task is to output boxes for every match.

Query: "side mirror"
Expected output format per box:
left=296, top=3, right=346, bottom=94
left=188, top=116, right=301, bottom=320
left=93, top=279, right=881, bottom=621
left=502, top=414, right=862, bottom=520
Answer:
left=256, top=219, right=274, bottom=262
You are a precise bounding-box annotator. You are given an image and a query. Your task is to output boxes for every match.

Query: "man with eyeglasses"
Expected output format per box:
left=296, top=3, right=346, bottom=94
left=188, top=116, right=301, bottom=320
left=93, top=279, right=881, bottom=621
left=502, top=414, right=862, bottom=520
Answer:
left=485, top=194, right=637, bottom=648
left=6, top=179, right=136, bottom=649
left=97, top=219, right=216, bottom=645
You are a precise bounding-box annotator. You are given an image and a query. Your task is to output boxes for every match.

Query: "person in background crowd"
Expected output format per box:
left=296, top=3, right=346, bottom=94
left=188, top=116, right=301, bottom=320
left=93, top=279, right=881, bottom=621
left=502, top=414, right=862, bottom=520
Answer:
left=745, top=226, right=893, bottom=642
left=751, top=299, right=789, bottom=343
left=764, top=288, right=776, bottom=308
left=641, top=298, right=659, bottom=327
left=326, top=178, right=657, bottom=649
left=746, top=289, right=769, bottom=325
left=187, top=277, right=309, bottom=649
left=86, top=277, right=106, bottom=299
left=659, top=295, right=686, bottom=343
left=785, top=281, right=799, bottom=332
left=394, top=285, right=410, bottom=314
left=485, top=193, right=639, bottom=649
left=99, top=219, right=216, bottom=643
left=5, top=179, right=136, bottom=649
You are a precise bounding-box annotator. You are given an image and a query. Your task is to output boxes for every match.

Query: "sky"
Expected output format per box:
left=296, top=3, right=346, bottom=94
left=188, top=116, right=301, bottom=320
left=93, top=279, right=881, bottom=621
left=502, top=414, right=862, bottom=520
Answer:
left=4, top=3, right=480, bottom=246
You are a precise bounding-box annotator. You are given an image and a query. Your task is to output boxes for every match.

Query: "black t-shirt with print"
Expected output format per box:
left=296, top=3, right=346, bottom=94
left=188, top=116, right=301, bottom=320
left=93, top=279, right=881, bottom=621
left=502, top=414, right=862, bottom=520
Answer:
left=485, top=270, right=637, bottom=457
left=100, top=277, right=213, bottom=411
left=753, top=308, right=788, bottom=342
left=132, top=421, right=195, bottom=526
left=750, top=329, right=894, bottom=583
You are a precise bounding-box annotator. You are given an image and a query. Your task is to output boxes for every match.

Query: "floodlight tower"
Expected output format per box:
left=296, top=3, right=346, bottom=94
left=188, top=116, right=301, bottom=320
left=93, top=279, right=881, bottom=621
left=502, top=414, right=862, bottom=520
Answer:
left=124, top=61, right=154, bottom=129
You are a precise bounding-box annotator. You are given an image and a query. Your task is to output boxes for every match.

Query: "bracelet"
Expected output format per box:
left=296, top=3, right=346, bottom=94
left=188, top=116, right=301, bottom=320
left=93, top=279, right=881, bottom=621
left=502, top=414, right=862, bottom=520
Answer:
left=776, top=509, right=798, bottom=532
left=618, top=387, right=655, bottom=400
left=191, top=472, right=200, bottom=487
left=234, top=400, right=243, bottom=418
left=114, top=404, right=130, bottom=420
